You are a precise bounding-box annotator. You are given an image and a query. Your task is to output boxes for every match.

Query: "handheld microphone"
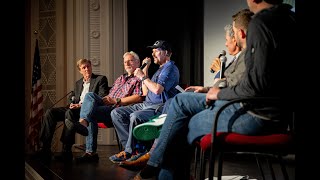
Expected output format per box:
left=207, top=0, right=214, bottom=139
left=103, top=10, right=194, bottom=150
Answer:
left=71, top=96, right=75, bottom=104
left=140, top=63, right=148, bottom=69
left=219, top=56, right=227, bottom=79
left=210, top=50, right=226, bottom=73
left=140, top=59, right=151, bottom=69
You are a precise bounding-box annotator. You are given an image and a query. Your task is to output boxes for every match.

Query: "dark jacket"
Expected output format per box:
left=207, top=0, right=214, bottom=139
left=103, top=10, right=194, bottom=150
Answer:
left=71, top=73, right=109, bottom=103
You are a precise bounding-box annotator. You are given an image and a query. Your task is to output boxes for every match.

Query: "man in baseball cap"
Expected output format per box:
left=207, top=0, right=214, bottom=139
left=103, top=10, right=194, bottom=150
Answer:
left=147, top=40, right=172, bottom=52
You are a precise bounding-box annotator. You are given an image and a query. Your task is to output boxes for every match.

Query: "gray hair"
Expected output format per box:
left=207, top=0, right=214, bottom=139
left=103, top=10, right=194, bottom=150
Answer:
left=123, top=51, right=140, bottom=62
left=224, top=24, right=234, bottom=38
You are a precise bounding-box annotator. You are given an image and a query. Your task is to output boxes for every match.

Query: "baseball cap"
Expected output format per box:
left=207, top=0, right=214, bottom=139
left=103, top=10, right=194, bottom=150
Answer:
left=147, top=40, right=172, bottom=52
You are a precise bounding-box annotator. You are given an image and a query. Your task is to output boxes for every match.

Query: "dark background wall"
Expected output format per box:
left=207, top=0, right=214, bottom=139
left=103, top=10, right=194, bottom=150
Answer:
left=127, top=0, right=204, bottom=86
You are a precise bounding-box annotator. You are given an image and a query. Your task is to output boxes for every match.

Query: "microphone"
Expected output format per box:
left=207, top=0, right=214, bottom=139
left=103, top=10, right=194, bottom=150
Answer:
left=140, top=59, right=151, bottom=69
left=219, top=56, right=227, bottom=79
left=48, top=90, right=74, bottom=110
left=71, top=96, right=75, bottom=104
left=140, top=63, right=147, bottom=69
left=210, top=50, right=226, bottom=73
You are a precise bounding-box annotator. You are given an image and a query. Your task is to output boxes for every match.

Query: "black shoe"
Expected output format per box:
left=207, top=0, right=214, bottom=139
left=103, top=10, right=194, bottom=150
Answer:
left=139, top=164, right=160, bottom=179
left=75, top=153, right=99, bottom=163
left=65, top=119, right=88, bottom=136
left=54, top=151, right=73, bottom=162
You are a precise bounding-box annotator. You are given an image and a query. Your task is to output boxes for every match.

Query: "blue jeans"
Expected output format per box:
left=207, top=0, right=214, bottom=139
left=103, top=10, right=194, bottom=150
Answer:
left=146, top=92, right=265, bottom=179
left=79, top=92, right=114, bottom=153
left=110, top=102, right=163, bottom=154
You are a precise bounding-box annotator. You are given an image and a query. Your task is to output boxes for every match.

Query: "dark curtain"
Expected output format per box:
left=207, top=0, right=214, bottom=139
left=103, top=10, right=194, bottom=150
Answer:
left=127, top=0, right=204, bottom=86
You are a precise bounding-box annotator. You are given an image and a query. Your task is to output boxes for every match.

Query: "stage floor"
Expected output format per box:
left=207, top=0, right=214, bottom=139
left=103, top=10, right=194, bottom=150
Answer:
left=25, top=145, right=295, bottom=180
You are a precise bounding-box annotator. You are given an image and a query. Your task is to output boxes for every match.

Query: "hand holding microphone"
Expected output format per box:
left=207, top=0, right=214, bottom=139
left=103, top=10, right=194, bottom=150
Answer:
left=135, top=58, right=151, bottom=79
left=210, top=50, right=226, bottom=73
left=140, top=58, right=151, bottom=69
left=219, top=55, right=227, bottom=79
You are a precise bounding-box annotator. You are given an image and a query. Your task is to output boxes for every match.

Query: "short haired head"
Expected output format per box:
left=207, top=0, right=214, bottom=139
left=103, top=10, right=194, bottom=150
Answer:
left=232, top=9, right=253, bottom=32
left=123, top=51, right=140, bottom=62
left=147, top=40, right=172, bottom=53
left=224, top=24, right=234, bottom=38
left=76, top=58, right=91, bottom=71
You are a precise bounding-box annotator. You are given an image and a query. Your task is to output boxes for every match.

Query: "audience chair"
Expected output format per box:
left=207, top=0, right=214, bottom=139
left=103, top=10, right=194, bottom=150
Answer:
left=194, top=97, right=295, bottom=180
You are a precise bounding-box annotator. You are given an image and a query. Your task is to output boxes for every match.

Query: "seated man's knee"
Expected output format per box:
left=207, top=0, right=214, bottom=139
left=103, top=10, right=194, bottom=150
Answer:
left=110, top=108, right=122, bottom=121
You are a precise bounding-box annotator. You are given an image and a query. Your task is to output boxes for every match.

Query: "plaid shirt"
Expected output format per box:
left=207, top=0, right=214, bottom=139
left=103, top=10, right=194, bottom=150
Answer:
left=108, top=74, right=142, bottom=99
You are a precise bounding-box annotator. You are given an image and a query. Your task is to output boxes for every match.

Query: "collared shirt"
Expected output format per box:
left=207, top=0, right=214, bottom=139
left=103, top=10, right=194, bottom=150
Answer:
left=108, top=74, right=142, bottom=98
left=80, top=79, right=91, bottom=104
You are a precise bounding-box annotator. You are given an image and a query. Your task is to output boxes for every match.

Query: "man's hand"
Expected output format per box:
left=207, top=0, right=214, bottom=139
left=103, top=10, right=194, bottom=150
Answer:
left=206, top=87, right=220, bottom=105
left=69, top=103, right=81, bottom=109
left=102, top=96, right=116, bottom=105
left=210, top=57, right=221, bottom=72
left=185, top=86, right=207, bottom=93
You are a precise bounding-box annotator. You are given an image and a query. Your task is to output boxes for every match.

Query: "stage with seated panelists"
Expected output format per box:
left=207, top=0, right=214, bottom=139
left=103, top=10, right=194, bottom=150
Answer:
left=25, top=144, right=295, bottom=180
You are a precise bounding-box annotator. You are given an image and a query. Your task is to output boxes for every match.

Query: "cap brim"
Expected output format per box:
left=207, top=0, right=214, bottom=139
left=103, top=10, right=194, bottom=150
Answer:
left=147, top=45, right=157, bottom=48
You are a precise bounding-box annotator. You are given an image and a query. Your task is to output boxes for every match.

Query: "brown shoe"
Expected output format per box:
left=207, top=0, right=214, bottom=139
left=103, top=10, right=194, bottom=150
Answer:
left=119, top=153, right=150, bottom=170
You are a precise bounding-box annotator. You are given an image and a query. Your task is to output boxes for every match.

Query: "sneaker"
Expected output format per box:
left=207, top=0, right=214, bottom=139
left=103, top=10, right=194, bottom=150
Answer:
left=133, top=114, right=167, bottom=141
left=119, top=152, right=150, bottom=170
left=75, top=153, right=99, bottom=163
left=126, top=152, right=146, bottom=162
left=65, top=118, right=88, bottom=136
left=109, top=151, right=131, bottom=163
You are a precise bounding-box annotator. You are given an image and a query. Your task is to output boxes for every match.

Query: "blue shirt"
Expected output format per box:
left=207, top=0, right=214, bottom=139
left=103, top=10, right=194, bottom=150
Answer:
left=145, top=61, right=180, bottom=105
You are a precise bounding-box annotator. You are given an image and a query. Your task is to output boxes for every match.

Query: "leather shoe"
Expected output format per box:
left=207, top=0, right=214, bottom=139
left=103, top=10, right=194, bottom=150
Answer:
left=119, top=153, right=150, bottom=170
left=75, top=153, right=99, bottom=163
left=54, top=151, right=73, bottom=162
left=65, top=118, right=88, bottom=136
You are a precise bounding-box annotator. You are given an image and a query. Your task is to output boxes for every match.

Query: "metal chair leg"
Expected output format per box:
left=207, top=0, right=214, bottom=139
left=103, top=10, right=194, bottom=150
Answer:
left=266, top=156, right=276, bottom=180
left=278, top=155, right=289, bottom=180
left=255, top=154, right=266, bottom=180
left=200, top=149, right=206, bottom=180
left=217, top=152, right=224, bottom=180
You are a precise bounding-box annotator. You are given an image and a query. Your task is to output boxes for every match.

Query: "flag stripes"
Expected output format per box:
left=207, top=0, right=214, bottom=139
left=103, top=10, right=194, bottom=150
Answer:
left=28, top=39, right=44, bottom=151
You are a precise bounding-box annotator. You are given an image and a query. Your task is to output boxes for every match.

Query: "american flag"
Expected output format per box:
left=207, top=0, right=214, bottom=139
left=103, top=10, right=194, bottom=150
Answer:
left=28, top=39, right=43, bottom=151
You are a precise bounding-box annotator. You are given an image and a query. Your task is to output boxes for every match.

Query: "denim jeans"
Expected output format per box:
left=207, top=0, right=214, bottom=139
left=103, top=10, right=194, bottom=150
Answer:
left=110, top=102, right=163, bottom=154
left=146, top=92, right=265, bottom=179
left=147, top=92, right=206, bottom=168
left=79, top=92, right=113, bottom=153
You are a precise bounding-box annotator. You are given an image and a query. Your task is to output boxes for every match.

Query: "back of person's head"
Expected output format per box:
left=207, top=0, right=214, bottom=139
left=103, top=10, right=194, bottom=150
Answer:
left=123, top=51, right=140, bottom=62
left=76, top=58, right=91, bottom=71
left=232, top=9, right=254, bottom=32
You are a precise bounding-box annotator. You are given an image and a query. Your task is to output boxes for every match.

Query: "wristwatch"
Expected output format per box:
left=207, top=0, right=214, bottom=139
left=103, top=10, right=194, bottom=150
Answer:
left=141, top=76, right=148, bottom=81
left=116, top=98, right=121, bottom=105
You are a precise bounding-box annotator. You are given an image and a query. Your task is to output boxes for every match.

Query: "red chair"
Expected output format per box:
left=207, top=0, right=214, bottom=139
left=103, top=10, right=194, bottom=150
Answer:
left=194, top=97, right=295, bottom=180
